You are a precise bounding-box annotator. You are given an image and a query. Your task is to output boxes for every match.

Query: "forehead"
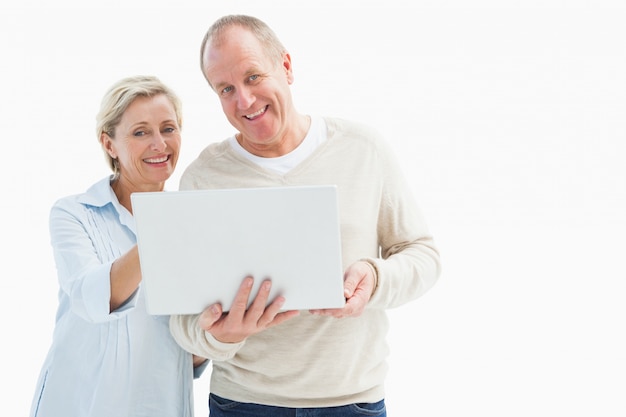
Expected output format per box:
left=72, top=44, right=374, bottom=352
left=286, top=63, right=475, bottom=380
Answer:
left=119, top=94, right=176, bottom=125
left=204, top=27, right=273, bottom=85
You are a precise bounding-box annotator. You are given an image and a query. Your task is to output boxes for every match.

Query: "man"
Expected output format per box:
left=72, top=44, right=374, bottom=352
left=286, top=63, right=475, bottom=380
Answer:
left=169, top=14, right=441, bottom=417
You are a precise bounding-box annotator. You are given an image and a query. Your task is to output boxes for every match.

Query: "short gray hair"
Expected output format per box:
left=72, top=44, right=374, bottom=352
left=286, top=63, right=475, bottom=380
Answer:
left=199, top=15, right=286, bottom=86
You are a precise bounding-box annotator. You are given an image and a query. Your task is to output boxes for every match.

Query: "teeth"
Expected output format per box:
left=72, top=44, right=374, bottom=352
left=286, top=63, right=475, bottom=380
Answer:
left=145, top=155, right=168, bottom=163
left=245, top=106, right=266, bottom=119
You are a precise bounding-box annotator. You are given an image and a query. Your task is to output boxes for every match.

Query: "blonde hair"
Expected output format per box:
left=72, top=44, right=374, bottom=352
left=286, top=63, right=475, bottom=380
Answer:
left=199, top=15, right=286, bottom=86
left=95, top=75, right=183, bottom=177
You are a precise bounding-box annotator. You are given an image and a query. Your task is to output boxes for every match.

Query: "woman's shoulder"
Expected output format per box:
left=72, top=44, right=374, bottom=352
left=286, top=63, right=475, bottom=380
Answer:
left=51, top=176, right=113, bottom=213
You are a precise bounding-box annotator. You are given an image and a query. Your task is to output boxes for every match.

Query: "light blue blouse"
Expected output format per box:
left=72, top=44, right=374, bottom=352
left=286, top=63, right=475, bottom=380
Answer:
left=30, top=176, right=204, bottom=417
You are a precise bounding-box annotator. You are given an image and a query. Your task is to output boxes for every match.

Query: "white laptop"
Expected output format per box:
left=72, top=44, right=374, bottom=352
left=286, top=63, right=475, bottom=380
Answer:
left=130, top=185, right=345, bottom=315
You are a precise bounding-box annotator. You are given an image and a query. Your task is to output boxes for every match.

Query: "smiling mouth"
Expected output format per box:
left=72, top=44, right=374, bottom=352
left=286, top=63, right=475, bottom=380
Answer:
left=244, top=105, right=268, bottom=120
left=144, top=155, right=170, bottom=164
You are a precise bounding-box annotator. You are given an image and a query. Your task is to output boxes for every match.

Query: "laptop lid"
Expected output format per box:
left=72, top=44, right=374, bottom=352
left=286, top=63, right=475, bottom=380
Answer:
left=130, top=185, right=345, bottom=315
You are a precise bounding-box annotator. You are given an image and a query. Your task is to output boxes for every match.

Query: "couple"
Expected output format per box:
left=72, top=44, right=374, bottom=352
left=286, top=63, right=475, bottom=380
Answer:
left=30, top=14, right=440, bottom=417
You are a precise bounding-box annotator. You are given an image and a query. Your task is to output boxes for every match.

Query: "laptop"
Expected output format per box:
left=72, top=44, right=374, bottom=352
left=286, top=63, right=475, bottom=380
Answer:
left=130, top=185, right=345, bottom=315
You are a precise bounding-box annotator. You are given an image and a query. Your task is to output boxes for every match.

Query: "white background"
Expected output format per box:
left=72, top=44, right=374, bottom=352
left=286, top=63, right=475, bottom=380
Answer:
left=2, top=1, right=625, bottom=416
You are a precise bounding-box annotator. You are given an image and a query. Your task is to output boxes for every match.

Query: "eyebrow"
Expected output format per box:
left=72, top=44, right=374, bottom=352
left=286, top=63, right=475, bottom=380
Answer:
left=212, top=66, right=263, bottom=93
left=212, top=80, right=228, bottom=92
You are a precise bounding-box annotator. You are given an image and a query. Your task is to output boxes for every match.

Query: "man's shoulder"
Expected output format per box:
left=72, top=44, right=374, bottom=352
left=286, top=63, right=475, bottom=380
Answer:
left=323, top=116, right=385, bottom=146
left=198, top=138, right=232, bottom=159
left=179, top=138, right=237, bottom=188
left=323, top=116, right=369, bottom=131
left=183, top=138, right=231, bottom=170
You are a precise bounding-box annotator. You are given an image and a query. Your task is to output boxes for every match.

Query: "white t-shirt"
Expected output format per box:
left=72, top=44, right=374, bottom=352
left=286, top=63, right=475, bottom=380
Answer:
left=228, top=116, right=327, bottom=173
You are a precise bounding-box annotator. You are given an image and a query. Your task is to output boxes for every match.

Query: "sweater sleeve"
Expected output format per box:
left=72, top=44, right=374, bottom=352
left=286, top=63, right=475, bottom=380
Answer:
left=364, top=136, right=441, bottom=309
left=169, top=314, right=246, bottom=361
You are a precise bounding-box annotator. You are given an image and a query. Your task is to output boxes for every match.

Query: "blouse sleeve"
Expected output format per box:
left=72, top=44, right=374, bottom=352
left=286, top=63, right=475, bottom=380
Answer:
left=49, top=199, right=138, bottom=323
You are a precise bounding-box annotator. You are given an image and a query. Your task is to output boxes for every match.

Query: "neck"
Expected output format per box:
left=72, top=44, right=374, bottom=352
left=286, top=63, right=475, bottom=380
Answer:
left=239, top=114, right=311, bottom=158
left=111, top=177, right=164, bottom=214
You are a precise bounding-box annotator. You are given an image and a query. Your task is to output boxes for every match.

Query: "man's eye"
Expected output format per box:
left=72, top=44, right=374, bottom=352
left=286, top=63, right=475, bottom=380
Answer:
left=249, top=74, right=259, bottom=81
left=222, top=86, right=233, bottom=94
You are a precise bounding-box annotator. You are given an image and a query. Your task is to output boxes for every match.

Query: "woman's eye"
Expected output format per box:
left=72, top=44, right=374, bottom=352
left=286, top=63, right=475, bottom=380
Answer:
left=222, top=86, right=233, bottom=94
left=133, top=130, right=146, bottom=137
left=163, top=127, right=175, bottom=134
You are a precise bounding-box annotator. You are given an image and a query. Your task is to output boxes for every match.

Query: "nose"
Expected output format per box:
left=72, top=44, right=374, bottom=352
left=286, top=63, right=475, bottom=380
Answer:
left=236, top=86, right=255, bottom=110
left=151, top=132, right=167, bottom=152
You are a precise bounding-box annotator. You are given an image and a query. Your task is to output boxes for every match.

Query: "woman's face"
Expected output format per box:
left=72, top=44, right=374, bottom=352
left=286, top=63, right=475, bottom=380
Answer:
left=102, top=94, right=181, bottom=192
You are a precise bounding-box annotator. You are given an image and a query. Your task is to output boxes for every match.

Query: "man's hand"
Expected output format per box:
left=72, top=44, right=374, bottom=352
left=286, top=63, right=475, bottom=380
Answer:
left=309, top=260, right=376, bottom=318
left=197, top=276, right=300, bottom=343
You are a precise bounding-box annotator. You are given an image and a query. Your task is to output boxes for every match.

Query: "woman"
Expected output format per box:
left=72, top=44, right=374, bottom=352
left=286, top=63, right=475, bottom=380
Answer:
left=30, top=75, right=206, bottom=417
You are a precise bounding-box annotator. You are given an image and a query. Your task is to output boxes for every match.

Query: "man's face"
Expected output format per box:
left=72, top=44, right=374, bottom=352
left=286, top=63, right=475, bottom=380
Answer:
left=203, top=26, right=296, bottom=157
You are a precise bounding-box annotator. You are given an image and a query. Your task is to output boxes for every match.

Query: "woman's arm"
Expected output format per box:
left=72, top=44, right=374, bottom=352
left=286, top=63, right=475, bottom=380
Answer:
left=109, top=245, right=142, bottom=312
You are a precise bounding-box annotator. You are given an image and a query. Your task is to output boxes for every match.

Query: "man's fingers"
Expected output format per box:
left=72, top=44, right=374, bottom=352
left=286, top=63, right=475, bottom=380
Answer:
left=199, top=303, right=223, bottom=331
left=228, top=276, right=255, bottom=319
left=247, top=279, right=272, bottom=316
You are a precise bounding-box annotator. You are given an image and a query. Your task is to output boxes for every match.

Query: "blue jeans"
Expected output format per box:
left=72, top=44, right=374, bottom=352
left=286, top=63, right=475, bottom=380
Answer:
left=208, top=393, right=387, bottom=416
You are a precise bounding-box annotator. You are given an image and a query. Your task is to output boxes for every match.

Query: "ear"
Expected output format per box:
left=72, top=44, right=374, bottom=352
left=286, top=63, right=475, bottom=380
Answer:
left=100, top=132, right=117, bottom=159
left=282, top=52, right=294, bottom=84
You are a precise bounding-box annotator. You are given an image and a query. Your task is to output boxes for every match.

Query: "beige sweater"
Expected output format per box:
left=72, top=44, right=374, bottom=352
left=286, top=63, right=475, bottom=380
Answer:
left=169, top=117, right=440, bottom=407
